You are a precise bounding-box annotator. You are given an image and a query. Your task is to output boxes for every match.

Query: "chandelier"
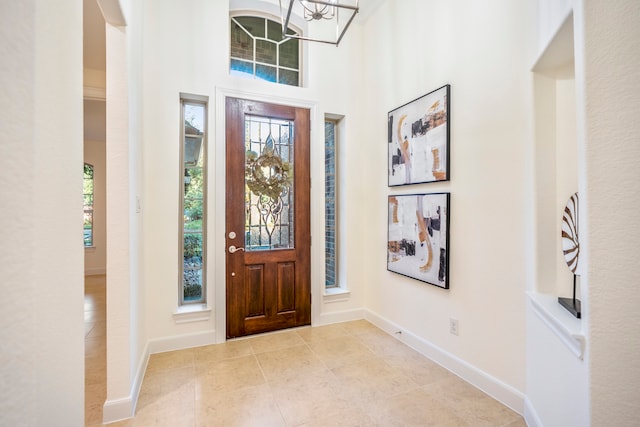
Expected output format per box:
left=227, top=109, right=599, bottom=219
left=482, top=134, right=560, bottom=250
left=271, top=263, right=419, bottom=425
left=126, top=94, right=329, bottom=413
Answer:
left=280, top=0, right=359, bottom=46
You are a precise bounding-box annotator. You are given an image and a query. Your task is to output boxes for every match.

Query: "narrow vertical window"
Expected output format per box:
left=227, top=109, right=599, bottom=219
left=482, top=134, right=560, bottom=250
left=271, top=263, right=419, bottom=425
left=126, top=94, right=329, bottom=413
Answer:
left=180, top=94, right=208, bottom=305
left=83, top=163, right=94, bottom=247
left=325, top=120, right=337, bottom=288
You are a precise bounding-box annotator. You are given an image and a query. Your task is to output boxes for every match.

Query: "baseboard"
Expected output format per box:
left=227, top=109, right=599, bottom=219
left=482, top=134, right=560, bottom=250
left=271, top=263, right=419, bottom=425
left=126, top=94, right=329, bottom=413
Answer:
left=147, top=329, right=217, bottom=354
left=102, top=342, right=150, bottom=424
left=317, top=308, right=365, bottom=326
left=85, top=267, right=106, bottom=276
left=103, top=330, right=215, bottom=424
left=524, top=397, right=542, bottom=427
left=364, top=309, right=525, bottom=415
left=102, top=396, right=134, bottom=424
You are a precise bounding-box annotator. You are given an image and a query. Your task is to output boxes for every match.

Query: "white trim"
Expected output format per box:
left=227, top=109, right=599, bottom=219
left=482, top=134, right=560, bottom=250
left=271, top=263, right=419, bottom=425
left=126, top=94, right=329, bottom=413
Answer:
left=147, top=329, right=217, bottom=355
left=102, top=341, right=150, bottom=424
left=323, top=287, right=351, bottom=303
left=524, top=397, right=543, bottom=427
left=102, top=396, right=134, bottom=425
left=527, top=291, right=585, bottom=359
left=364, top=309, right=526, bottom=415
left=173, top=304, right=212, bottom=324
left=317, top=307, right=364, bottom=326
left=214, top=86, right=319, bottom=344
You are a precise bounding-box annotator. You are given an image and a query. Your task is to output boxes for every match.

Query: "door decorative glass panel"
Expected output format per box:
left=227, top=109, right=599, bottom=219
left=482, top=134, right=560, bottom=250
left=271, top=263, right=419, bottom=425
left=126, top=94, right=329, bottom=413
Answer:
left=244, top=115, right=294, bottom=251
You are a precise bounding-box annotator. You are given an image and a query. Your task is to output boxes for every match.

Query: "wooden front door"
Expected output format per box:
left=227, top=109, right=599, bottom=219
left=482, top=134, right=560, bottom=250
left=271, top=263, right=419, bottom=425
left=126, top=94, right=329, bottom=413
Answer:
left=225, top=97, right=311, bottom=339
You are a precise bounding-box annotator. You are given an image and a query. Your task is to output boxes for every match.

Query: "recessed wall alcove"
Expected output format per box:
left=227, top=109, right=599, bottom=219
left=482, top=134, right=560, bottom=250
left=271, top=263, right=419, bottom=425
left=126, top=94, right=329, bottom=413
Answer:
left=529, top=11, right=585, bottom=358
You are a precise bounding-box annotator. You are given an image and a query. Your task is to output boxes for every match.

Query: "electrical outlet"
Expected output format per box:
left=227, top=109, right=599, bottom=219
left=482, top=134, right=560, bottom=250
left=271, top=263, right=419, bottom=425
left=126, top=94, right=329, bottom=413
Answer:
left=449, top=318, right=459, bottom=336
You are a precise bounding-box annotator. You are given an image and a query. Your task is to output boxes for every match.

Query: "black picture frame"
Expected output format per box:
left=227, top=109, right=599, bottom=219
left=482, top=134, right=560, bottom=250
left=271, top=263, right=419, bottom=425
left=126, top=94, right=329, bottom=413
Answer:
left=388, top=84, right=450, bottom=186
left=387, top=193, right=450, bottom=289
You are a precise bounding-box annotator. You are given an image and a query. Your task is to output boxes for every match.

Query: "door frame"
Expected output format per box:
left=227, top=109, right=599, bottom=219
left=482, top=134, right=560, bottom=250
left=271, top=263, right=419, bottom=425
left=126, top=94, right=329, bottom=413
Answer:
left=214, top=87, right=321, bottom=343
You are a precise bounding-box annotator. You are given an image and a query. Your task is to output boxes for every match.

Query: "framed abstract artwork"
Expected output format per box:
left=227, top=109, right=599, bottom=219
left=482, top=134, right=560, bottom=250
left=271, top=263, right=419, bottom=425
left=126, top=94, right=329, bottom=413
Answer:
left=388, top=84, right=450, bottom=186
left=387, top=193, right=450, bottom=288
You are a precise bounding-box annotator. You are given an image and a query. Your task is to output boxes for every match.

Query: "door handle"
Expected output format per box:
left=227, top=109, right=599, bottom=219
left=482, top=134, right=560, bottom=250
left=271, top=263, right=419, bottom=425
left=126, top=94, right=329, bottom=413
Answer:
left=228, top=245, right=245, bottom=253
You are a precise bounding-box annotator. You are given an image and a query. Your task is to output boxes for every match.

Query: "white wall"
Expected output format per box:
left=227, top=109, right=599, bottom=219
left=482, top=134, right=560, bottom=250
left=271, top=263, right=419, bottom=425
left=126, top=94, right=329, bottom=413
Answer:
left=102, top=0, right=147, bottom=421
left=359, top=0, right=535, bottom=409
left=581, top=1, right=640, bottom=424
left=527, top=0, right=640, bottom=425
left=0, top=0, right=85, bottom=425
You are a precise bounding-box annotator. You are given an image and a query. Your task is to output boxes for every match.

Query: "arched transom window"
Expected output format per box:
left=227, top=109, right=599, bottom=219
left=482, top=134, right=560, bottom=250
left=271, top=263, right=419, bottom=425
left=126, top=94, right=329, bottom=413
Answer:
left=230, top=15, right=301, bottom=86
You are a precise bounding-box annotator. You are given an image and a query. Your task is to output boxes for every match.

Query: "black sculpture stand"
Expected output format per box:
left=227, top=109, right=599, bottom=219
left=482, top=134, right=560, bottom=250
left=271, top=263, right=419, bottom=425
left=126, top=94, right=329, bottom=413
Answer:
left=558, top=274, right=581, bottom=319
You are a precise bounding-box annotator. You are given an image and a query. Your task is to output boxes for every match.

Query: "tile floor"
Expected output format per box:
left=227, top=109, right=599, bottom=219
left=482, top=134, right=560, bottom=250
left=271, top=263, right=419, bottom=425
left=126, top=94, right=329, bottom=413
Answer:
left=85, top=274, right=107, bottom=426
left=86, top=276, right=525, bottom=426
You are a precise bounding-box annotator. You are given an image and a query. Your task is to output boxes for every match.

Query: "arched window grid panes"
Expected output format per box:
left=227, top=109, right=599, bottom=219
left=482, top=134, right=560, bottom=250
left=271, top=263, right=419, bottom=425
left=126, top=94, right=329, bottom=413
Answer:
left=230, top=14, right=301, bottom=87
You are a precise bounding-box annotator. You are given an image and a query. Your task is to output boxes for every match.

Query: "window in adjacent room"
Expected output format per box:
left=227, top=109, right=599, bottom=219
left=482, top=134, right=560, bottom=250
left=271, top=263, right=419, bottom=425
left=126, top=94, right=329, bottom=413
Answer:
left=230, top=15, right=301, bottom=86
left=325, top=120, right=337, bottom=288
left=180, top=93, right=208, bottom=305
left=83, top=163, right=94, bottom=247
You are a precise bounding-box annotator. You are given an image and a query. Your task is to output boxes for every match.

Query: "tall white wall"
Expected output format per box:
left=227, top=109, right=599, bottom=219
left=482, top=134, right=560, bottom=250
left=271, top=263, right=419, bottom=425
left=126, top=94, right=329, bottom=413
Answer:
left=527, top=0, right=640, bottom=425
left=359, top=0, right=535, bottom=407
left=581, top=1, right=640, bottom=424
left=0, top=0, right=84, bottom=425
left=102, top=0, right=147, bottom=421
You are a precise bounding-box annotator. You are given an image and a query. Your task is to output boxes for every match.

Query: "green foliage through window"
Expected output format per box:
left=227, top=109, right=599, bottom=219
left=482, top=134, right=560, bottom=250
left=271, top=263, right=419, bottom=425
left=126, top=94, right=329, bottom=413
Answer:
left=230, top=15, right=300, bottom=86
left=181, top=96, right=208, bottom=304
left=84, top=163, right=94, bottom=247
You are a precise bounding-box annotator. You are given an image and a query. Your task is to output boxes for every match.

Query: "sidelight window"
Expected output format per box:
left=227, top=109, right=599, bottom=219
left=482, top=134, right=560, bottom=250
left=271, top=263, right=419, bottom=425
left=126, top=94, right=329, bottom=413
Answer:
left=179, top=93, right=208, bottom=305
left=83, top=163, right=94, bottom=247
left=325, top=120, right=337, bottom=288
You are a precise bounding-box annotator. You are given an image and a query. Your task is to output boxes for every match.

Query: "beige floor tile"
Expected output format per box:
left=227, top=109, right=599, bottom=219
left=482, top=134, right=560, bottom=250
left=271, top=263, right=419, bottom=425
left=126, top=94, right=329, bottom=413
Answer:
left=305, top=334, right=375, bottom=369
left=340, top=319, right=382, bottom=335
left=423, top=377, right=523, bottom=426
left=146, top=348, right=195, bottom=373
left=85, top=402, right=104, bottom=427
left=338, top=371, right=420, bottom=404
left=384, top=349, right=453, bottom=386
left=255, top=344, right=326, bottom=381
left=295, top=323, right=350, bottom=344
left=364, top=387, right=470, bottom=426
left=354, top=328, right=406, bottom=355
left=87, top=314, right=526, bottom=427
left=193, top=339, right=254, bottom=364
left=248, top=329, right=306, bottom=354
left=269, top=368, right=350, bottom=425
left=195, top=384, right=285, bottom=427
left=296, top=405, right=380, bottom=427
left=85, top=276, right=107, bottom=427
left=503, top=418, right=528, bottom=427
left=136, top=375, right=195, bottom=417
left=133, top=398, right=195, bottom=427
left=195, top=355, right=265, bottom=397
left=137, top=366, right=195, bottom=412
left=331, top=355, right=420, bottom=403
left=331, top=353, right=400, bottom=380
